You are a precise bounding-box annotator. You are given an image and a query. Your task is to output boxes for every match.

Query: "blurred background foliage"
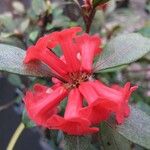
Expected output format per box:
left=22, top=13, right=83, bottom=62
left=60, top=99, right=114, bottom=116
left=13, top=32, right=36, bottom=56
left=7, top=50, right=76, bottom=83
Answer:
left=0, top=0, right=150, bottom=150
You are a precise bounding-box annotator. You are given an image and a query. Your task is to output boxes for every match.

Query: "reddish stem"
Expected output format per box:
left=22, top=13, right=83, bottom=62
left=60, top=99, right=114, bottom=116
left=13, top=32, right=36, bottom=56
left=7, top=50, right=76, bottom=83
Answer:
left=82, top=8, right=96, bottom=33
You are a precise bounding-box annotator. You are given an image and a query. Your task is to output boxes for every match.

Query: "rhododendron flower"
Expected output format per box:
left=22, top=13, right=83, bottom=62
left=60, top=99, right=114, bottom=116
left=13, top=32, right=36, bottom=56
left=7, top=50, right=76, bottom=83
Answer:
left=24, top=27, right=137, bottom=135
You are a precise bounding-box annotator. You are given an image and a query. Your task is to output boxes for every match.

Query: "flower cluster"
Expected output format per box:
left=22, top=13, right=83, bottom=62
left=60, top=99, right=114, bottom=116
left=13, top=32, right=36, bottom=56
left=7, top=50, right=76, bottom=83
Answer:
left=24, top=27, right=137, bottom=135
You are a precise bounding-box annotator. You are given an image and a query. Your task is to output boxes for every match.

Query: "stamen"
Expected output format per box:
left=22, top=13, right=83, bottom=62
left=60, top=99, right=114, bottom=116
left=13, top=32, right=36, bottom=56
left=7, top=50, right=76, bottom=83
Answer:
left=63, top=72, right=91, bottom=90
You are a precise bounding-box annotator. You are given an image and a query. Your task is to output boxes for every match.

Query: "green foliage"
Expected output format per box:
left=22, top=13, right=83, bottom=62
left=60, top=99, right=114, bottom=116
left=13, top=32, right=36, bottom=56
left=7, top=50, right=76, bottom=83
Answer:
left=137, top=101, right=150, bottom=116
left=137, top=25, right=150, bottom=61
left=0, top=13, right=16, bottom=32
left=138, top=25, right=150, bottom=38
left=31, top=0, right=48, bottom=16
left=46, top=3, right=77, bottom=31
left=97, top=65, right=127, bottom=73
left=93, top=0, right=110, bottom=7
left=95, top=33, right=150, bottom=72
left=100, top=123, right=132, bottom=150
left=0, top=35, right=25, bottom=49
left=64, top=134, right=95, bottom=150
left=8, top=74, right=22, bottom=87
left=103, top=106, right=150, bottom=149
left=29, top=30, right=39, bottom=42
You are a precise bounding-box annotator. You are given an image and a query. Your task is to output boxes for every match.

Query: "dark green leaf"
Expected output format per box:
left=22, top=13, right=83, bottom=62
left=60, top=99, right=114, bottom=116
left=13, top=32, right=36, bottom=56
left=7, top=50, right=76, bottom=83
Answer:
left=98, top=65, right=127, bottom=73
left=8, top=74, right=22, bottom=87
left=137, top=101, right=150, bottom=116
left=95, top=33, right=150, bottom=72
left=0, top=35, right=25, bottom=49
left=106, top=106, right=150, bottom=149
left=100, top=123, right=132, bottom=150
left=0, top=44, right=52, bottom=77
left=138, top=25, right=150, bottom=38
left=64, top=134, right=95, bottom=150
left=93, top=0, right=110, bottom=7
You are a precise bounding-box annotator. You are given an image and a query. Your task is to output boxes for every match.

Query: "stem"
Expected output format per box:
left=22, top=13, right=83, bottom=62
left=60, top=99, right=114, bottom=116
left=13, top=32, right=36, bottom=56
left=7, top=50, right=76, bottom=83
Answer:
left=7, top=122, right=25, bottom=150
left=85, top=9, right=96, bottom=33
left=0, top=100, right=15, bottom=112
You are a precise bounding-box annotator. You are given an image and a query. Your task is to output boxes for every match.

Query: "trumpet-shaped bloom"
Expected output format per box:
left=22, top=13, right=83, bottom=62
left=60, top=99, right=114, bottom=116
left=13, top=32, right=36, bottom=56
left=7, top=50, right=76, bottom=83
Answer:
left=24, top=27, right=137, bottom=135
left=79, top=81, right=137, bottom=124
left=24, top=84, right=68, bottom=127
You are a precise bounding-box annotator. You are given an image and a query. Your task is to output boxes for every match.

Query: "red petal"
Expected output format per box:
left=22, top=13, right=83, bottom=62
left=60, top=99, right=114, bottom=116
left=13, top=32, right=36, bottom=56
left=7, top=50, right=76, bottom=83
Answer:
left=79, top=103, right=110, bottom=125
left=112, top=83, right=137, bottom=124
left=24, top=84, right=67, bottom=127
left=47, top=115, right=99, bottom=135
left=79, top=82, right=110, bottom=124
left=58, top=27, right=82, bottom=72
left=90, top=80, right=123, bottom=103
left=75, top=34, right=102, bottom=72
left=24, top=34, right=69, bottom=77
left=79, top=82, right=100, bottom=104
left=64, top=88, right=83, bottom=119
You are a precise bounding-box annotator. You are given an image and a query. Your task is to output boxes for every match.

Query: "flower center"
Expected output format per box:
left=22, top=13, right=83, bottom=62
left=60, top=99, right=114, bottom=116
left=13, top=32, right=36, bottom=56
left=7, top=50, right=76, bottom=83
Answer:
left=64, top=72, right=91, bottom=89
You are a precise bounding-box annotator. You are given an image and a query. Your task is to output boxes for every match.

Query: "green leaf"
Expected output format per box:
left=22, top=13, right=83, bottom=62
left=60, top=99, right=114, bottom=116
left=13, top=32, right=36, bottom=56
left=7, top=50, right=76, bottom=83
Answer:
left=0, top=44, right=52, bottom=77
left=22, top=110, right=35, bottom=128
left=8, top=74, right=22, bottom=87
left=19, top=18, right=30, bottom=33
left=32, top=0, right=47, bottom=15
left=138, top=25, right=150, bottom=38
left=137, top=101, right=150, bottom=116
left=0, top=34, right=25, bottom=49
left=100, top=123, right=132, bottom=150
left=95, top=33, right=150, bottom=72
left=64, top=134, right=95, bottom=150
left=29, top=30, right=39, bottom=42
left=0, top=13, right=16, bottom=32
left=93, top=0, right=110, bottom=7
left=105, top=106, right=150, bottom=149
left=98, top=65, right=127, bottom=73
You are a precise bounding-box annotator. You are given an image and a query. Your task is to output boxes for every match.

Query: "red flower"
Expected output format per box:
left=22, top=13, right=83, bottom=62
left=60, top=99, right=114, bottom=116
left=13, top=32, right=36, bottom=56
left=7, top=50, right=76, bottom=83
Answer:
left=24, top=27, right=137, bottom=135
